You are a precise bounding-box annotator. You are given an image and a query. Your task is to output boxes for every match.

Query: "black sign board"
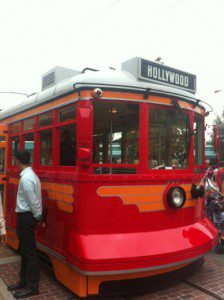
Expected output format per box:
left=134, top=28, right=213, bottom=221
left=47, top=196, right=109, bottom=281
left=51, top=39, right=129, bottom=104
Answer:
left=139, top=58, right=196, bottom=93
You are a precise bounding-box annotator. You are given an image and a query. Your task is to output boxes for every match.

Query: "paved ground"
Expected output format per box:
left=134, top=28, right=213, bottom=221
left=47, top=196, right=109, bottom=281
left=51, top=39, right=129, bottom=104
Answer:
left=0, top=246, right=75, bottom=300
left=0, top=245, right=224, bottom=299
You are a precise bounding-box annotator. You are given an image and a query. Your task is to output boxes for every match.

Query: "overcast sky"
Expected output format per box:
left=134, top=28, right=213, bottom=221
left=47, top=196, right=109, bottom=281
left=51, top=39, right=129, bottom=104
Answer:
left=0, top=0, right=224, bottom=128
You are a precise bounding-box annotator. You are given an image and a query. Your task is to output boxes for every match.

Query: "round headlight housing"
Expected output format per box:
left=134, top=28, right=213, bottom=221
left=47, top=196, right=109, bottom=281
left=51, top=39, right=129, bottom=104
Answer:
left=91, top=88, right=103, bottom=99
left=167, top=187, right=186, bottom=208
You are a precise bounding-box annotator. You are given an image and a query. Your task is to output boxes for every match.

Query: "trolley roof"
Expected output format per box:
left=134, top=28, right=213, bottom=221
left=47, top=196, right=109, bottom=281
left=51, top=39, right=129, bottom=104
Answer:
left=0, top=61, right=204, bottom=121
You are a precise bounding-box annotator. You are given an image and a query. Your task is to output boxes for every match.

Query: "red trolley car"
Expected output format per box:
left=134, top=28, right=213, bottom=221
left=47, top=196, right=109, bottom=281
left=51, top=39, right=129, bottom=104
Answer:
left=0, top=57, right=218, bottom=297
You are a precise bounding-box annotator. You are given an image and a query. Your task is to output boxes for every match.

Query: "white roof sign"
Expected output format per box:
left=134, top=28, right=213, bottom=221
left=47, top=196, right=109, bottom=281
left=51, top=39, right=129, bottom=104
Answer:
left=122, top=57, right=196, bottom=94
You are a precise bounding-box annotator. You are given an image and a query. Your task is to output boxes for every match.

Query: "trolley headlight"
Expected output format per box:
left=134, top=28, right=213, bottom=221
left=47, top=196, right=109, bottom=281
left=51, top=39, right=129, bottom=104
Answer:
left=167, top=187, right=186, bottom=208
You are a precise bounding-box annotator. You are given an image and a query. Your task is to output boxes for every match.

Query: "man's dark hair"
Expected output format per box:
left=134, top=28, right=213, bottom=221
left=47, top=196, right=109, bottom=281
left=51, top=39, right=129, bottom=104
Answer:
left=14, top=150, right=31, bottom=165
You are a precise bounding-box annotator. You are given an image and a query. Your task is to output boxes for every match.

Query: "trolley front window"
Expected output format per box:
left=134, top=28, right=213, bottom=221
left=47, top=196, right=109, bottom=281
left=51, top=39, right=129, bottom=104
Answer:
left=194, top=114, right=203, bottom=166
left=93, top=101, right=139, bottom=173
left=149, top=107, right=190, bottom=169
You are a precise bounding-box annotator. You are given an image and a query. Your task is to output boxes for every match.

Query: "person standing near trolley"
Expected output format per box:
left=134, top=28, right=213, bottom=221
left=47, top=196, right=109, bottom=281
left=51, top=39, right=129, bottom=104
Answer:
left=7, top=150, right=42, bottom=299
left=217, top=163, right=224, bottom=193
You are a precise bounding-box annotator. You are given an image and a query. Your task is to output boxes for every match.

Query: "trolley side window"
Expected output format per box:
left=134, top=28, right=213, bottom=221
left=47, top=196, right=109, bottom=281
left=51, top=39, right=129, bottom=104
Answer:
left=59, top=124, right=76, bottom=166
left=194, top=114, right=203, bottom=166
left=149, top=107, right=189, bottom=169
left=58, top=105, right=76, bottom=123
left=40, top=131, right=52, bottom=166
left=58, top=104, right=77, bottom=167
left=24, top=133, right=34, bottom=165
left=23, top=117, right=35, bottom=131
left=10, top=122, right=20, bottom=135
left=0, top=148, right=5, bottom=173
left=93, top=101, right=139, bottom=170
left=11, top=137, right=20, bottom=165
left=38, top=112, right=52, bottom=127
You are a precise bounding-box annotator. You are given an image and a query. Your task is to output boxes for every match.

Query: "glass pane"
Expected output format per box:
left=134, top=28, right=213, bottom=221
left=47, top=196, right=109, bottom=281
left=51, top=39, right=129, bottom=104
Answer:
left=40, top=131, right=52, bottom=165
left=149, top=108, right=189, bottom=169
left=59, top=124, right=76, bottom=166
left=0, top=136, right=6, bottom=142
left=58, top=105, right=76, bottom=123
left=194, top=115, right=203, bottom=165
left=24, top=134, right=34, bottom=165
left=38, top=112, right=52, bottom=127
left=24, top=118, right=35, bottom=131
left=93, top=102, right=139, bottom=165
left=11, top=137, right=20, bottom=165
left=10, top=122, right=20, bottom=134
left=0, top=148, right=5, bottom=173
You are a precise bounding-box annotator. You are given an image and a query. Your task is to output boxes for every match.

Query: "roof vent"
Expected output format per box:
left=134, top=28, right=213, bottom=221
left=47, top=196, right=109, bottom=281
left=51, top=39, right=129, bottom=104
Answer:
left=42, top=66, right=80, bottom=90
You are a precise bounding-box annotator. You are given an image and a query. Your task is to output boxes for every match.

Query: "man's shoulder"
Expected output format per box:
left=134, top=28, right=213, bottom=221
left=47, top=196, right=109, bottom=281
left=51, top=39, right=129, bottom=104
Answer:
left=21, top=169, right=39, bottom=181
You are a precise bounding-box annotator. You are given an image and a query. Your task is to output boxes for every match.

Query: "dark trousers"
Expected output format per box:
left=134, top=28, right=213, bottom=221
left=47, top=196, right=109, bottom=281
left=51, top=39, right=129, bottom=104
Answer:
left=16, top=212, right=40, bottom=291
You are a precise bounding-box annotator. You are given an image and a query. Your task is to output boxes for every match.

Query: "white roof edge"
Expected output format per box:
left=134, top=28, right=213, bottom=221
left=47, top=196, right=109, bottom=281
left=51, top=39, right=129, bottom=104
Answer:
left=0, top=69, right=201, bottom=121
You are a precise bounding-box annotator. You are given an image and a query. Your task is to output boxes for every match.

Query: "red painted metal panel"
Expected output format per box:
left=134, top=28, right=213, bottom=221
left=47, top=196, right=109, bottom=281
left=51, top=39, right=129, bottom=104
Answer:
left=3, top=94, right=218, bottom=280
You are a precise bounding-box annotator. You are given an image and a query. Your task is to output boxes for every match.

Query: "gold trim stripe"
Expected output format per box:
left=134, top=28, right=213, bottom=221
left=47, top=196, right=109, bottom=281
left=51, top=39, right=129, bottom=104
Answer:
left=9, top=177, right=19, bottom=185
left=8, top=177, right=74, bottom=213
left=97, top=185, right=165, bottom=196
left=41, top=182, right=73, bottom=194
left=47, top=191, right=73, bottom=204
left=97, top=184, right=197, bottom=212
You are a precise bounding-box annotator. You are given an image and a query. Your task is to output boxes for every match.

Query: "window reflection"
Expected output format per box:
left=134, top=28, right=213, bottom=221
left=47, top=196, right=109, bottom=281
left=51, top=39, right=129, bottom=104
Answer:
left=10, top=122, right=20, bottom=134
left=39, top=112, right=52, bottom=127
left=93, top=102, right=139, bottom=165
left=149, top=108, right=189, bottom=169
left=24, top=133, right=34, bottom=165
left=11, top=137, right=20, bottom=165
left=59, top=124, right=76, bottom=166
left=0, top=148, right=5, bottom=173
left=40, top=131, right=52, bottom=165
left=58, top=105, right=76, bottom=123
left=24, top=118, right=34, bottom=131
left=194, top=115, right=203, bottom=165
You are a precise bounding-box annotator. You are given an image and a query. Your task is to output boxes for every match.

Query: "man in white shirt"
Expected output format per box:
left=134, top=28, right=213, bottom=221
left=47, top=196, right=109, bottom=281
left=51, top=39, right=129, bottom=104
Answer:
left=7, top=150, right=42, bottom=299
